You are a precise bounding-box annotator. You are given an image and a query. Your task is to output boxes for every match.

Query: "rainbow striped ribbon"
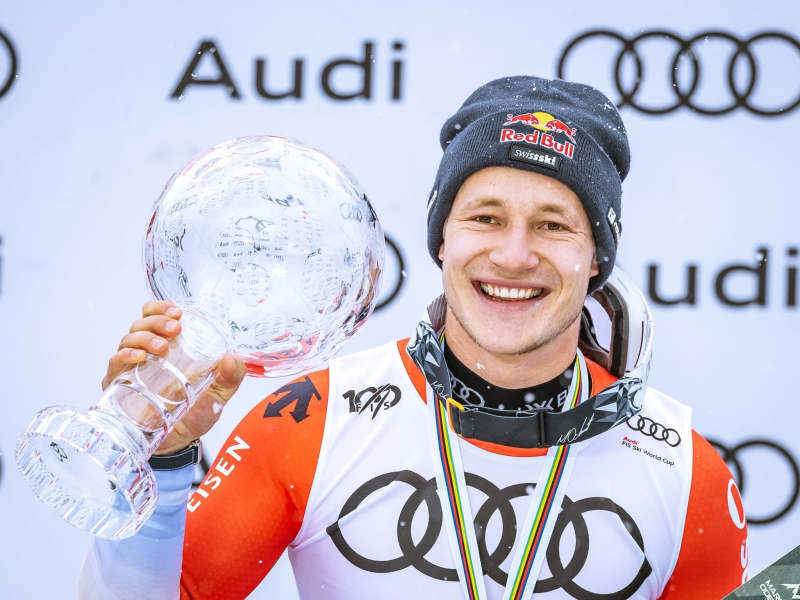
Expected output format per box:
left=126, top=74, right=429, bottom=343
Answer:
left=428, top=350, right=587, bottom=600
left=502, top=354, right=585, bottom=600
left=432, top=396, right=486, bottom=599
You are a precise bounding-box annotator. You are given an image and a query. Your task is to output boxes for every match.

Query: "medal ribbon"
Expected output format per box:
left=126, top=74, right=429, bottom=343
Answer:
left=425, top=329, right=588, bottom=600
left=501, top=353, right=586, bottom=600
left=430, top=393, right=486, bottom=599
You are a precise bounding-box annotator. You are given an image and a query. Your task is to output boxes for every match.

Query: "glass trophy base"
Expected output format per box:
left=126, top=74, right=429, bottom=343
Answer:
left=15, top=405, right=158, bottom=540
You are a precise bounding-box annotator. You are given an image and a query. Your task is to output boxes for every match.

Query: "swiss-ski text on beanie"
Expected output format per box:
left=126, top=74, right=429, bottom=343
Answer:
left=427, top=76, right=631, bottom=292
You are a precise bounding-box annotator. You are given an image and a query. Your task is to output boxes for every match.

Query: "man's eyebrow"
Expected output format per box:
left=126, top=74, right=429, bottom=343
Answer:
left=458, top=197, right=505, bottom=211
left=537, top=203, right=572, bottom=216
left=457, top=198, right=578, bottom=219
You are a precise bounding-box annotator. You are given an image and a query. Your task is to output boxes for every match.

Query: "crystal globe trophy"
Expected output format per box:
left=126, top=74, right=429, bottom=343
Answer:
left=15, top=136, right=384, bottom=540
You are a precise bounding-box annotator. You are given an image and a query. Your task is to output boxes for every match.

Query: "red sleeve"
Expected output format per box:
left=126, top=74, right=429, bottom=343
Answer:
left=179, top=368, right=330, bottom=600
left=659, top=430, right=748, bottom=599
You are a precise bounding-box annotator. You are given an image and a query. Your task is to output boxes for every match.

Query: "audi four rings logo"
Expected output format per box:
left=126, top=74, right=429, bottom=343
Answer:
left=0, top=29, right=17, bottom=99
left=327, top=470, right=651, bottom=599
left=708, top=438, right=800, bottom=525
left=626, top=415, right=681, bottom=447
left=557, top=30, right=800, bottom=116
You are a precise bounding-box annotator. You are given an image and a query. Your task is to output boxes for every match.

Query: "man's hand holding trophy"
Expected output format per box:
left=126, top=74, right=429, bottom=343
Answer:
left=15, top=136, right=385, bottom=540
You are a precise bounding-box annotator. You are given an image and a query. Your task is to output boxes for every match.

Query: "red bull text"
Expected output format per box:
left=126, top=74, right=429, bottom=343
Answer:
left=499, top=128, right=575, bottom=159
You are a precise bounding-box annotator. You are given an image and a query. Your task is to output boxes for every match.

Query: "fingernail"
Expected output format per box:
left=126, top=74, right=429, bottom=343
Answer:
left=153, top=338, right=167, bottom=350
left=165, top=321, right=179, bottom=332
left=167, top=306, right=181, bottom=317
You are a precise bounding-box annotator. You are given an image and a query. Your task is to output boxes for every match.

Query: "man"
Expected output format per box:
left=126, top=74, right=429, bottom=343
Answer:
left=81, top=76, right=747, bottom=599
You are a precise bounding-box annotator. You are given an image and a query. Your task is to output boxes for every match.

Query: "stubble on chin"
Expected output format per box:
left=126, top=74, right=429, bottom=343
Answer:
left=447, top=297, right=584, bottom=358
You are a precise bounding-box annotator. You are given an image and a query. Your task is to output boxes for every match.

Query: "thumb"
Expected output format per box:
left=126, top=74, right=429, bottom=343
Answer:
left=214, top=354, right=247, bottom=393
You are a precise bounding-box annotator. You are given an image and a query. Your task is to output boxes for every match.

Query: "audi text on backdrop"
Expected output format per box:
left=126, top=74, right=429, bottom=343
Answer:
left=171, top=40, right=406, bottom=101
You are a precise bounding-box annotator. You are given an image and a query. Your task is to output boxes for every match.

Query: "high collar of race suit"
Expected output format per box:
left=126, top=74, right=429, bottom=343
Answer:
left=441, top=342, right=593, bottom=449
left=405, top=295, right=642, bottom=450
left=443, top=341, right=583, bottom=416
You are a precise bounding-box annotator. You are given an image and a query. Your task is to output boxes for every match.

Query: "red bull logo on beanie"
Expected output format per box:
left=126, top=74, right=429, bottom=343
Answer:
left=500, top=111, right=577, bottom=159
left=503, top=113, right=541, bottom=127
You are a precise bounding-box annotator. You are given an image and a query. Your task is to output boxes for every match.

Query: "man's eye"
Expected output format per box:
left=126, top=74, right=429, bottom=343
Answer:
left=475, top=215, right=497, bottom=224
left=544, top=222, right=565, bottom=231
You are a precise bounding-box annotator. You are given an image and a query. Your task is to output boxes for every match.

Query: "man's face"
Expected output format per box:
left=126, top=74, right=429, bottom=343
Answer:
left=439, top=166, right=598, bottom=357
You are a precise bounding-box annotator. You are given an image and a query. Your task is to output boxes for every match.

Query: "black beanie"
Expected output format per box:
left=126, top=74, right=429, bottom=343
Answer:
left=427, top=76, right=630, bottom=292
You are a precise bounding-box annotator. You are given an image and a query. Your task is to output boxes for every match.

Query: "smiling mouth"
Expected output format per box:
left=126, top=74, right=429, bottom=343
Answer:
left=478, top=282, right=545, bottom=302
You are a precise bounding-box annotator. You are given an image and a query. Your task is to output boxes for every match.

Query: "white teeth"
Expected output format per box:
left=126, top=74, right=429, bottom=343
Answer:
left=480, top=283, right=543, bottom=300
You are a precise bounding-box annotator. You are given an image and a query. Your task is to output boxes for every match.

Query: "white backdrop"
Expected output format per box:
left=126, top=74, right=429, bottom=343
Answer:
left=1, top=1, right=799, bottom=598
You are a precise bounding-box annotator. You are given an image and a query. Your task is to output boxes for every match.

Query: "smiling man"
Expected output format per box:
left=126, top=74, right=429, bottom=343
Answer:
left=439, top=166, right=598, bottom=389
left=81, top=76, right=748, bottom=600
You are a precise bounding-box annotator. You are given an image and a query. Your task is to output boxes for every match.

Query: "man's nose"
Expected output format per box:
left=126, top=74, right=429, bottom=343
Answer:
left=487, top=225, right=540, bottom=271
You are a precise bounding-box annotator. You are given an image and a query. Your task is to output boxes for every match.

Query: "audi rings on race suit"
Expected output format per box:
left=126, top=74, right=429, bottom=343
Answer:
left=557, top=29, right=800, bottom=116
left=626, top=415, right=682, bottom=447
left=707, top=438, right=800, bottom=525
left=326, top=470, right=652, bottom=599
